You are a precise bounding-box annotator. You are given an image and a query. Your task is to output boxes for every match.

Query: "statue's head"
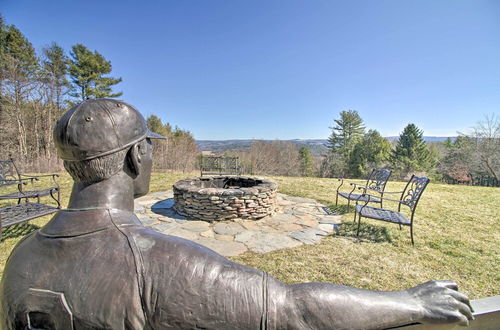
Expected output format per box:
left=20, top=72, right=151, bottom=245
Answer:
left=54, top=98, right=164, bottom=197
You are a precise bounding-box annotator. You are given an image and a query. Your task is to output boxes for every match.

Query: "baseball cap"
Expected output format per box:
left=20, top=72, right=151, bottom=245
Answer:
left=54, top=98, right=165, bottom=161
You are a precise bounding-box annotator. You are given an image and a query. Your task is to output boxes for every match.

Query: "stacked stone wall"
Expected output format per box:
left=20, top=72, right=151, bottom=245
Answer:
left=173, top=177, right=278, bottom=221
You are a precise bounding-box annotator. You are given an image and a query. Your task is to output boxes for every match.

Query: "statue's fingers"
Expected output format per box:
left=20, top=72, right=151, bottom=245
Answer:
left=440, top=280, right=459, bottom=291
left=448, top=290, right=474, bottom=313
left=453, top=312, right=470, bottom=327
left=455, top=301, right=475, bottom=322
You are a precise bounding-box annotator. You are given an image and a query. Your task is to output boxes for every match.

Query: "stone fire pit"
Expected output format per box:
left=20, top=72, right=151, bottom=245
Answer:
left=173, top=176, right=278, bottom=221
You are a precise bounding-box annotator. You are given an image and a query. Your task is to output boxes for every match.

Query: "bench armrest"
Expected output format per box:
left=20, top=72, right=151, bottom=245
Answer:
left=0, top=180, right=18, bottom=188
left=1, top=177, right=38, bottom=184
left=19, top=173, right=59, bottom=180
left=19, top=173, right=59, bottom=179
left=19, top=173, right=59, bottom=186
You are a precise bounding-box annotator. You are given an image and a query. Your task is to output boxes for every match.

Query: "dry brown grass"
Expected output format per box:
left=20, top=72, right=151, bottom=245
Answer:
left=1, top=173, right=498, bottom=299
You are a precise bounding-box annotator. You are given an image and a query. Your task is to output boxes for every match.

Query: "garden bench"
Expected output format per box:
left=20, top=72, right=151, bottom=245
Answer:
left=353, top=174, right=430, bottom=245
left=335, top=169, right=392, bottom=208
left=200, top=155, right=241, bottom=176
left=0, top=159, right=61, bottom=240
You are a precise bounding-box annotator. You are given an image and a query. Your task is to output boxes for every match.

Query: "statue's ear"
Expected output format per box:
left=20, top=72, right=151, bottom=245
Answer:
left=128, top=143, right=141, bottom=177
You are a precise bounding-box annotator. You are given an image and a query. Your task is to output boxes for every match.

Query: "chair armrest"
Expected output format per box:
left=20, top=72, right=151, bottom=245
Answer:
left=337, top=178, right=356, bottom=183
left=354, top=184, right=382, bottom=192
left=355, top=186, right=388, bottom=197
left=359, top=192, right=404, bottom=204
left=349, top=181, right=369, bottom=187
left=357, top=187, right=403, bottom=194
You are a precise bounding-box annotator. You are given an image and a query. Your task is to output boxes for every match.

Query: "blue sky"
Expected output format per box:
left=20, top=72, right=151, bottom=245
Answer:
left=2, top=0, right=499, bottom=140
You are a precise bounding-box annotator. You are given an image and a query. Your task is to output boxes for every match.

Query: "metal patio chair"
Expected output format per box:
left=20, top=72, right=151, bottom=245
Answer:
left=335, top=169, right=392, bottom=208
left=353, top=175, right=430, bottom=245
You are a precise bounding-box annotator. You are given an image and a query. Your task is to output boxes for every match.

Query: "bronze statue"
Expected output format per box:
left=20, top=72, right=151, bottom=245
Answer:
left=0, top=99, right=473, bottom=329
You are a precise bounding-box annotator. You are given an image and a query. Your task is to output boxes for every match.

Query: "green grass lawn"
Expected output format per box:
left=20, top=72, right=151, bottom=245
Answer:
left=1, top=173, right=498, bottom=299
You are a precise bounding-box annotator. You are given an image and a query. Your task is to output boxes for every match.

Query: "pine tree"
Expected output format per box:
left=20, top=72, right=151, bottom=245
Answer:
left=68, top=44, right=122, bottom=101
left=348, top=129, right=391, bottom=177
left=328, top=110, right=365, bottom=156
left=391, top=123, right=434, bottom=178
left=147, top=115, right=169, bottom=136
left=298, top=146, right=315, bottom=177
left=325, top=110, right=365, bottom=177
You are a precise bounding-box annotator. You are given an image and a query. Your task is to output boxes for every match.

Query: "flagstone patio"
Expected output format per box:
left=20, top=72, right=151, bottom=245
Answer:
left=134, top=191, right=342, bottom=257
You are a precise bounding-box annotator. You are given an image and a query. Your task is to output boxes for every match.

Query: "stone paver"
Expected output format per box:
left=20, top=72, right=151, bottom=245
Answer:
left=245, top=232, right=302, bottom=253
left=193, top=238, right=248, bottom=257
left=317, top=223, right=337, bottom=233
left=167, top=227, right=199, bottom=241
left=135, top=190, right=343, bottom=257
left=151, top=222, right=179, bottom=234
left=235, top=230, right=258, bottom=243
left=213, top=223, right=245, bottom=236
left=289, top=228, right=327, bottom=245
left=138, top=216, right=158, bottom=226
left=181, top=221, right=210, bottom=232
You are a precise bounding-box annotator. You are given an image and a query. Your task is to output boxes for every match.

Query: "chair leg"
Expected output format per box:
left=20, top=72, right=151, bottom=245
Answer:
left=353, top=209, right=357, bottom=223
left=347, top=199, right=351, bottom=209
left=410, top=225, right=414, bottom=246
left=356, top=215, right=362, bottom=236
left=335, top=193, right=338, bottom=206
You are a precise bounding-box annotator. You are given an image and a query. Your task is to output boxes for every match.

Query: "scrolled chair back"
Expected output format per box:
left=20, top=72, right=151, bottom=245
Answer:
left=366, top=169, right=392, bottom=192
left=400, top=175, right=430, bottom=210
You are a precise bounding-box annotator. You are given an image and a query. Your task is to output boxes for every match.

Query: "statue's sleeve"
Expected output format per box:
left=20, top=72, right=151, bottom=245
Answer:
left=132, top=229, right=280, bottom=329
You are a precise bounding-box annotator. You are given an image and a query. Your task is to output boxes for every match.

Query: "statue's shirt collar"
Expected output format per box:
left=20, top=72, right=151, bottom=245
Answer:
left=39, top=208, right=142, bottom=238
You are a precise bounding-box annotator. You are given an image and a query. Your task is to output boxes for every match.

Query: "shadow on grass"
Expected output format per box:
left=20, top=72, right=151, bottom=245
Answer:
left=2, top=223, right=39, bottom=241
left=325, top=204, right=392, bottom=243
left=336, top=222, right=393, bottom=243
left=326, top=204, right=355, bottom=215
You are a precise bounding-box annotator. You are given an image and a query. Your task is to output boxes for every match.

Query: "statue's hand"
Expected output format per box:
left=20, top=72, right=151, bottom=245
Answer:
left=409, top=280, right=474, bottom=326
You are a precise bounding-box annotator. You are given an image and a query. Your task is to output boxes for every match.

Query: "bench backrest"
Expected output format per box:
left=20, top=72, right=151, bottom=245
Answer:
left=365, top=169, right=392, bottom=192
left=400, top=175, right=430, bottom=212
left=201, top=156, right=241, bottom=176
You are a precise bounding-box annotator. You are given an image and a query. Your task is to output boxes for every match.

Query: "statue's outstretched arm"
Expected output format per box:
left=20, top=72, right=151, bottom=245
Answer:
left=269, top=279, right=473, bottom=329
left=144, top=235, right=473, bottom=329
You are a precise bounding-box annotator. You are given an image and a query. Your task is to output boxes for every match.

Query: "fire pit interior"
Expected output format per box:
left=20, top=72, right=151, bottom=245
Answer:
left=173, top=176, right=278, bottom=222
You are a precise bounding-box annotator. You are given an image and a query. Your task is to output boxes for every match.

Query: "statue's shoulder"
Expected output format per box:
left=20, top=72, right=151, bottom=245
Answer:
left=121, top=225, right=232, bottom=273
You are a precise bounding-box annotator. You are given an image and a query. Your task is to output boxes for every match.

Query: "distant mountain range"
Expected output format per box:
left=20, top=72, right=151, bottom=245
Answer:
left=196, top=137, right=455, bottom=156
